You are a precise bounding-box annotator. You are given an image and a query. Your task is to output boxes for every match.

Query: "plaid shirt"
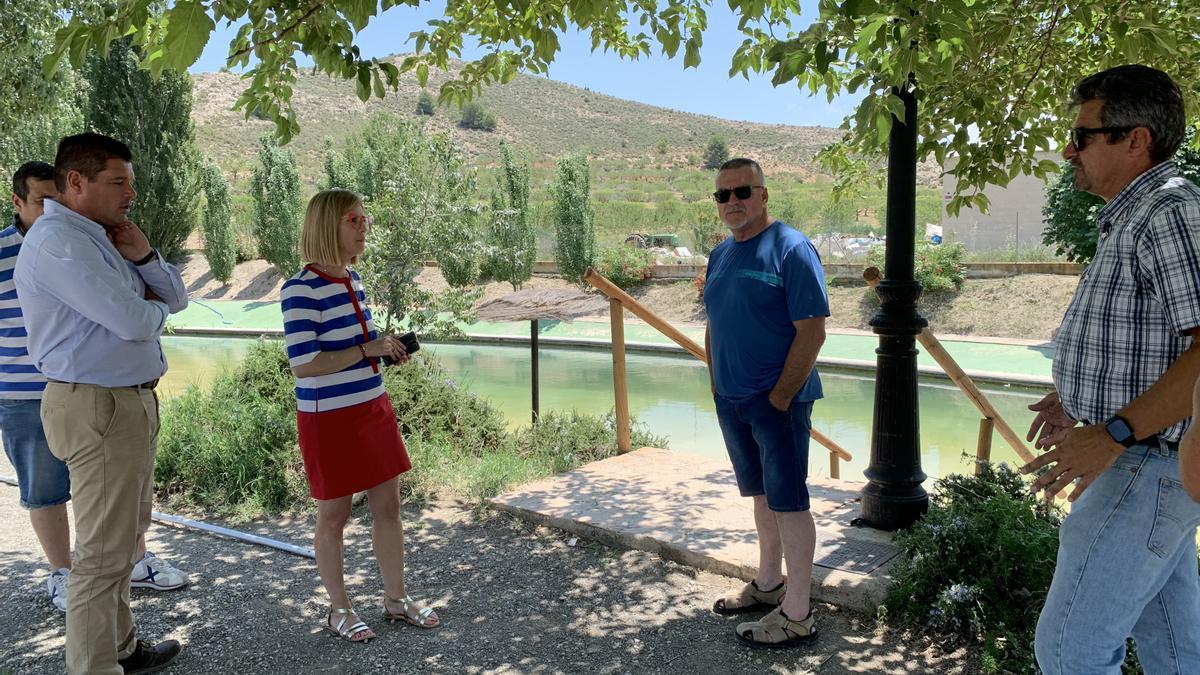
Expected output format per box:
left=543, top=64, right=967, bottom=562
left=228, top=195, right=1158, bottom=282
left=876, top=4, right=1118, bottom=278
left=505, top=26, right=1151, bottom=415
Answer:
left=1053, top=162, right=1200, bottom=441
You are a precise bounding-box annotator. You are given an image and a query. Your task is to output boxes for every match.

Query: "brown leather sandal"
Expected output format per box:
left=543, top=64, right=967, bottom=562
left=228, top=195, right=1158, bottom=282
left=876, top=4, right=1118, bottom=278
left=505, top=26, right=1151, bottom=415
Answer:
left=735, top=607, right=817, bottom=648
left=712, top=579, right=786, bottom=615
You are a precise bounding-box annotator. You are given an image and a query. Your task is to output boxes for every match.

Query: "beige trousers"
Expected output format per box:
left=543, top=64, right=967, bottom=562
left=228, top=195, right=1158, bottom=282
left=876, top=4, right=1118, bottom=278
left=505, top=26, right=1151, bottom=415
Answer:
left=41, top=382, right=159, bottom=675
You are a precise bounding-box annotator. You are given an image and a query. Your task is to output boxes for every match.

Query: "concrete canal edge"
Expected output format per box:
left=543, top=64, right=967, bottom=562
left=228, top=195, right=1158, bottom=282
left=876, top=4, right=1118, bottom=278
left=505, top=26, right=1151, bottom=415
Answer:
left=489, top=447, right=898, bottom=615
left=169, top=327, right=1053, bottom=388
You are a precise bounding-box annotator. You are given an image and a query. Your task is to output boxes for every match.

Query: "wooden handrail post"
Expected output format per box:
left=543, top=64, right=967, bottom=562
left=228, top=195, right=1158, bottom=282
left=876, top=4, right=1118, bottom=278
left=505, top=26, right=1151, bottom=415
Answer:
left=585, top=268, right=706, bottom=360
left=610, top=298, right=632, bottom=454
left=810, top=427, right=853, bottom=463
left=976, top=417, right=994, bottom=475
left=864, top=267, right=1036, bottom=464
left=829, top=450, right=841, bottom=479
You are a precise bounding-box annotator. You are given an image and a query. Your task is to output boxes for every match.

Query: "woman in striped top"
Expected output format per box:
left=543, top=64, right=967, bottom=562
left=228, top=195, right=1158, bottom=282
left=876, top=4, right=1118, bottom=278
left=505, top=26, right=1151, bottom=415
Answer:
left=281, top=189, right=440, bottom=643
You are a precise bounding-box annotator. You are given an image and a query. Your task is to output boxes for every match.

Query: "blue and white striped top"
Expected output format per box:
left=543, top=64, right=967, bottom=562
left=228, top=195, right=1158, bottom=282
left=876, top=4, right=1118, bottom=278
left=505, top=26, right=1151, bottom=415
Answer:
left=0, top=218, right=47, bottom=400
left=281, top=266, right=384, bottom=413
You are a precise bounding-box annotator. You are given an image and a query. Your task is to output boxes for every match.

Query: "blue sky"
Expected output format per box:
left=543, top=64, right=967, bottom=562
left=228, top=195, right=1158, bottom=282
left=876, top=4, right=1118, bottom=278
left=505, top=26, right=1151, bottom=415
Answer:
left=189, top=2, right=861, bottom=128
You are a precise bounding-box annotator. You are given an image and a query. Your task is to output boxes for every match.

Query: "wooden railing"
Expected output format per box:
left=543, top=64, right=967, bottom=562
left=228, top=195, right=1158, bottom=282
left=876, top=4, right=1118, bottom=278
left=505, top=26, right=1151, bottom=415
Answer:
left=584, top=268, right=854, bottom=478
left=862, top=267, right=1036, bottom=472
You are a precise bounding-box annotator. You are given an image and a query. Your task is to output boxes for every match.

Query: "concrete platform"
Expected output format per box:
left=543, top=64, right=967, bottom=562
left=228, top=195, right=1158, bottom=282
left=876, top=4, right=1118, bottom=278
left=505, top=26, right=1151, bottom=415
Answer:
left=490, top=447, right=899, bottom=614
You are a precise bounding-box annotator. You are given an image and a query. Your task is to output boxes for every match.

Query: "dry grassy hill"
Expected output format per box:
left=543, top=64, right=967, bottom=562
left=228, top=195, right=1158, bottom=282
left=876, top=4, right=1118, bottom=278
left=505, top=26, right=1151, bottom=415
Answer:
left=192, top=56, right=936, bottom=186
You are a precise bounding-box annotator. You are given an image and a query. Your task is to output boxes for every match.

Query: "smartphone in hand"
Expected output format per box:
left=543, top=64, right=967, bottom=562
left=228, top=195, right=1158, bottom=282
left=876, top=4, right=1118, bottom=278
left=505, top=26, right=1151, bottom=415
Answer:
left=382, top=332, right=420, bottom=365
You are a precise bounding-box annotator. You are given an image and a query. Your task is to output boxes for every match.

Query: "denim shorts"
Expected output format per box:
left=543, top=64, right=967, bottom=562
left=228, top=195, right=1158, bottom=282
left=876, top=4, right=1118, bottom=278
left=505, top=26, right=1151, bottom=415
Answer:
left=0, top=398, right=70, bottom=509
left=713, top=391, right=813, bottom=512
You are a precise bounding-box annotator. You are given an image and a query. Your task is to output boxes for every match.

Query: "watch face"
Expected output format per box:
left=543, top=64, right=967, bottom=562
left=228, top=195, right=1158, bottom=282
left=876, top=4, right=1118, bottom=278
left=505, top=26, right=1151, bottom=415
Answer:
left=1106, top=417, right=1134, bottom=442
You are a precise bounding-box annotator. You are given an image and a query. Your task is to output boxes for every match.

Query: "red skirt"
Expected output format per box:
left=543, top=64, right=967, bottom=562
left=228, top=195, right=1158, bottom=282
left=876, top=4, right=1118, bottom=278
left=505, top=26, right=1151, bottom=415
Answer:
left=296, top=393, right=412, bottom=500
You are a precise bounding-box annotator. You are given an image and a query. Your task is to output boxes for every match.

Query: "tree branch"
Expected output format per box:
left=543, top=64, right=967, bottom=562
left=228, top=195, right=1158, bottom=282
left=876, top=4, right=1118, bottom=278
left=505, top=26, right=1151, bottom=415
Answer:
left=1006, top=7, right=1063, bottom=123
left=230, top=1, right=327, bottom=61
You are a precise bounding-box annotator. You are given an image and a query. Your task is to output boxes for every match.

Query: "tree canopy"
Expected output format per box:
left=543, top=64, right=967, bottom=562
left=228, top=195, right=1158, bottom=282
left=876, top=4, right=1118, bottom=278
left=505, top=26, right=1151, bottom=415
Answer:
left=48, top=1, right=1200, bottom=209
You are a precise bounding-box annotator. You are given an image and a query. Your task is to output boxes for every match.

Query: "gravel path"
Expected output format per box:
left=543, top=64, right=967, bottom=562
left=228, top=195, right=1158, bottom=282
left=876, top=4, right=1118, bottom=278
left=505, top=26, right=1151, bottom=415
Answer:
left=0, top=472, right=977, bottom=674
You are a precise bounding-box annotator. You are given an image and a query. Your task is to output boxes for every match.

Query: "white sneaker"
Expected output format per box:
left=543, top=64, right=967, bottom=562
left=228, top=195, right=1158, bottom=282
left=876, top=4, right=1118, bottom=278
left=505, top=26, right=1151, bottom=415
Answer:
left=47, top=569, right=69, bottom=613
left=130, top=552, right=190, bottom=591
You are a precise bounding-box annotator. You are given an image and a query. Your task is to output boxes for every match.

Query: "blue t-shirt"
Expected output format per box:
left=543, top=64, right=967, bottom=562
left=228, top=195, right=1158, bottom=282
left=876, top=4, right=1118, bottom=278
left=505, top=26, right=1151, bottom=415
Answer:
left=704, top=221, right=828, bottom=403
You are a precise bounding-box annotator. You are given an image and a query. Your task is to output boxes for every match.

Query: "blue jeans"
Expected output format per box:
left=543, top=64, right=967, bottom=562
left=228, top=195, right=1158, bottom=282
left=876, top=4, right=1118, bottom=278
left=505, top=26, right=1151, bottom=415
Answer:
left=713, top=391, right=813, bottom=512
left=1035, top=440, right=1200, bottom=674
left=0, top=397, right=70, bottom=509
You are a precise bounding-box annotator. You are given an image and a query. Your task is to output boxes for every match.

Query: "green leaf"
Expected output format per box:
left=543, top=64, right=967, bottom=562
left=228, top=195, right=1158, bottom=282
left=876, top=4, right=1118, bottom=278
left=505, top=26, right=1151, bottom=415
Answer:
left=338, top=0, right=377, bottom=32
left=356, top=67, right=371, bottom=101
left=683, top=38, right=701, bottom=69
left=814, top=40, right=830, bottom=73
left=163, top=1, right=216, bottom=69
left=372, top=68, right=385, bottom=98
left=853, top=18, right=886, bottom=55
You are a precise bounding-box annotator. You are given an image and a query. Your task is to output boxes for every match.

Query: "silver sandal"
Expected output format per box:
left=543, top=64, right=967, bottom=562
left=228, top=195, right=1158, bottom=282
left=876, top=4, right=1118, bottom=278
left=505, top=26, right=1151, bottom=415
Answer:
left=383, top=594, right=440, bottom=629
left=325, top=607, right=374, bottom=643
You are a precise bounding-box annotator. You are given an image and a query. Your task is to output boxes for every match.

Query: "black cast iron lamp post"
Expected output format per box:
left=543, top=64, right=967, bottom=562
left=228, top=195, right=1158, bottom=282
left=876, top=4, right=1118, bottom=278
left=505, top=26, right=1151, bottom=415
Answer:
left=858, top=84, right=930, bottom=531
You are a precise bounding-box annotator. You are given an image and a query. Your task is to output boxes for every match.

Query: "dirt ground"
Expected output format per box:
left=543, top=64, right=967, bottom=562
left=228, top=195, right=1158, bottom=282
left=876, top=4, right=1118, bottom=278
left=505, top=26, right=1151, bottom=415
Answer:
left=0, top=473, right=979, bottom=674
left=177, top=253, right=1078, bottom=342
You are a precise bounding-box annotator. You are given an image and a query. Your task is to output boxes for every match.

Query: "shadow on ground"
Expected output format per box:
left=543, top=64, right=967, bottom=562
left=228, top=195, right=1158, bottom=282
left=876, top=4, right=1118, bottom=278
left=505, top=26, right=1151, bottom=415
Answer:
left=0, top=487, right=976, bottom=674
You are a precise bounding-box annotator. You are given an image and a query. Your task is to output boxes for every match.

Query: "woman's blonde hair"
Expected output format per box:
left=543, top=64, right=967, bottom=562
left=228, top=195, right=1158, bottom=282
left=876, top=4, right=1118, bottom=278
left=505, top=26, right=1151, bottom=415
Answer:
left=300, top=189, right=363, bottom=266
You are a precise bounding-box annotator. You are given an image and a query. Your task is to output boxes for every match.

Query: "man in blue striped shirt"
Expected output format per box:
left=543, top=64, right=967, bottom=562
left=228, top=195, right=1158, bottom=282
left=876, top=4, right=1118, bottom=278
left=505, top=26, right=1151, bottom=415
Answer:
left=2, top=161, right=72, bottom=609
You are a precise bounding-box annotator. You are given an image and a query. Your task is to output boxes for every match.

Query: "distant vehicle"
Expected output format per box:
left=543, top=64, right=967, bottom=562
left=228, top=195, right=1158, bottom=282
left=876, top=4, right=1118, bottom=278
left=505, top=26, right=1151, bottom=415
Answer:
left=624, top=233, right=679, bottom=248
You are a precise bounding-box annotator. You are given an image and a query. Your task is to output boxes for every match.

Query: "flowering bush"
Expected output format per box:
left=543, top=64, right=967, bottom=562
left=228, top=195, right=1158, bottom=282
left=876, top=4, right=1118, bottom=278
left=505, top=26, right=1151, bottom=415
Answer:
left=883, top=463, right=1061, bottom=673
left=866, top=239, right=966, bottom=295
left=594, top=245, right=653, bottom=290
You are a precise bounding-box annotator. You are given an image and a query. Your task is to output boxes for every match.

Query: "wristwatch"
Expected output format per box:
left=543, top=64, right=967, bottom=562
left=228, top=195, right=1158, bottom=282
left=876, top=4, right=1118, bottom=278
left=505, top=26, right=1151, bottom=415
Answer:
left=134, top=250, right=158, bottom=266
left=1103, top=414, right=1138, bottom=448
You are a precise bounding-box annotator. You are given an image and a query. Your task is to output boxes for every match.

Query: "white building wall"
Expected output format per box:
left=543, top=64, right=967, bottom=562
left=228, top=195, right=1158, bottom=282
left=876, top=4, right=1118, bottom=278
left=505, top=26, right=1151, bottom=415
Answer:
left=941, top=151, right=1061, bottom=253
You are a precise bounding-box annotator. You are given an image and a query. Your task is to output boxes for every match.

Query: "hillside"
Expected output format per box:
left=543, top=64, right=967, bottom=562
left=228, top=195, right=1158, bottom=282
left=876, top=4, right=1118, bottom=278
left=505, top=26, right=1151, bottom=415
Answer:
left=191, top=56, right=938, bottom=186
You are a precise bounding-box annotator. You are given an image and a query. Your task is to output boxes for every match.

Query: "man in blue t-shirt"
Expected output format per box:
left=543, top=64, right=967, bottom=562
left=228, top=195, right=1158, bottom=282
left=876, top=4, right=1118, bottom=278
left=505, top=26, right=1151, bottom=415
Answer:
left=704, top=158, right=828, bottom=648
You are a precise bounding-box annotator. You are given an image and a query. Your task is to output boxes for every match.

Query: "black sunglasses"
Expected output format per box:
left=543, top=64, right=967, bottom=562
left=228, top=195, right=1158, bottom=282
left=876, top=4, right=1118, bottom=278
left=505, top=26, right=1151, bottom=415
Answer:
left=1070, top=126, right=1135, bottom=150
left=712, top=185, right=763, bottom=204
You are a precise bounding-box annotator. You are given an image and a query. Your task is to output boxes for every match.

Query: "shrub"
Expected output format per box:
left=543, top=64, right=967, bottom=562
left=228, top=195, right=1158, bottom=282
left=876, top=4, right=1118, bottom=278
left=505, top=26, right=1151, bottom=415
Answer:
left=333, top=112, right=482, bottom=332
left=656, top=138, right=669, bottom=155
left=320, top=137, right=354, bottom=190
left=866, top=239, right=966, bottom=295
left=229, top=194, right=258, bottom=262
left=85, top=38, right=201, bottom=260
left=883, top=464, right=1061, bottom=673
left=380, top=355, right=509, bottom=459
left=459, top=101, right=497, bottom=131
left=482, top=142, right=536, bottom=290
left=703, top=136, right=729, bottom=170
left=1040, top=165, right=1104, bottom=264
left=593, top=245, right=653, bottom=289
left=157, top=340, right=668, bottom=513
left=250, top=135, right=302, bottom=275
left=415, top=90, right=435, bottom=116
left=156, top=340, right=307, bottom=516
left=550, top=153, right=596, bottom=283
left=690, top=219, right=727, bottom=255
left=199, top=161, right=235, bottom=283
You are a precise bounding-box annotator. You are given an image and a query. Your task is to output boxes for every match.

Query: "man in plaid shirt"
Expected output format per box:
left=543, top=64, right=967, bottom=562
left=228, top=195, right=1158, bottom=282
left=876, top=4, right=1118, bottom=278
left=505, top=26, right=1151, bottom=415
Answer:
left=1023, top=65, right=1200, bottom=673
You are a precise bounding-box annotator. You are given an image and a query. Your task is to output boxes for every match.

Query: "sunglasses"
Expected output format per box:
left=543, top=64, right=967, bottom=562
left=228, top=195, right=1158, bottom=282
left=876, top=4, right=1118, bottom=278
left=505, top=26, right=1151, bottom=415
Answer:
left=345, top=213, right=374, bottom=228
left=1070, top=126, right=1134, bottom=150
left=712, top=185, right=763, bottom=204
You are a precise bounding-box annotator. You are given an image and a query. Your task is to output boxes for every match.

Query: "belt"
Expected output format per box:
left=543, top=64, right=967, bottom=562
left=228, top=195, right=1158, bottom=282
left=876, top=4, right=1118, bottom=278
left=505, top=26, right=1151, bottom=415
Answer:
left=48, top=378, right=159, bottom=390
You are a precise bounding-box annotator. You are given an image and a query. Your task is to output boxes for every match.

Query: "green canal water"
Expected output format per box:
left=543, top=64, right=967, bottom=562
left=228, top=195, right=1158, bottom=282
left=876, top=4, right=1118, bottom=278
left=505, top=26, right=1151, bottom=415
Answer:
left=160, top=336, right=1052, bottom=482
